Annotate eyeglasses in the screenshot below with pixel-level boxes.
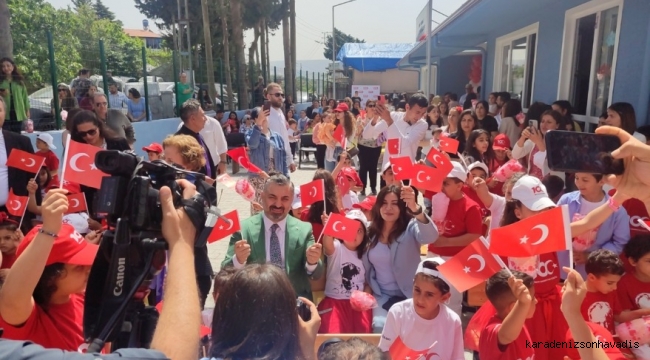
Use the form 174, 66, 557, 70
366, 104, 375, 108
78, 128, 98, 137
270, 93, 285, 98
58, 88, 66, 92
95, 102, 108, 107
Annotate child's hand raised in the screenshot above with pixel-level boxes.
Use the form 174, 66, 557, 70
26, 178, 37, 194
561, 267, 588, 315
508, 275, 532, 305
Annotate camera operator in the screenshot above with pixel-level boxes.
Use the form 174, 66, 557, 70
0, 180, 202, 360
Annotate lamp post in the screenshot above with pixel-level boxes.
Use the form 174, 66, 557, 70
332, 0, 356, 100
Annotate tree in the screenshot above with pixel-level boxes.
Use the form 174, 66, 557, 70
93, 0, 115, 21
0, 0, 12, 59
200, 0, 216, 105
230, 0, 248, 108
217, 0, 234, 110
289, 0, 296, 100
71, 0, 91, 10
281, 0, 292, 97
323, 28, 364, 61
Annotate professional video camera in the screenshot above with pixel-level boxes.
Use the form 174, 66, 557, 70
83, 150, 215, 353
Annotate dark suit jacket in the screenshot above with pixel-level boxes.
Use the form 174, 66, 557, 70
175, 125, 216, 178
4, 131, 40, 230
222, 213, 324, 300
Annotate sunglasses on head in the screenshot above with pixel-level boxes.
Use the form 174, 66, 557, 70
78, 128, 98, 137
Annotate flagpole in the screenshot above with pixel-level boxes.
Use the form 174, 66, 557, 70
321, 179, 327, 215
17, 198, 28, 230
480, 237, 513, 276
59, 136, 72, 189
316, 216, 330, 244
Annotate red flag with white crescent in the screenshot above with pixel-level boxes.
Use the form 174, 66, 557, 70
322, 213, 360, 243
62, 141, 108, 189
6, 149, 45, 174
438, 237, 504, 293
227, 147, 263, 174
6, 189, 27, 217
208, 210, 241, 243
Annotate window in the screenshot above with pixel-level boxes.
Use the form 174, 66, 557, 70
558, 0, 623, 128
494, 23, 538, 109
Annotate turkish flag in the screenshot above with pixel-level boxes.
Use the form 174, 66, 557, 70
65, 193, 87, 214
299, 179, 324, 207
336, 172, 351, 195
227, 147, 263, 174
333, 125, 346, 148
439, 136, 460, 154
6, 149, 45, 174
489, 206, 571, 257
322, 213, 360, 243
216, 173, 236, 188
6, 189, 27, 217
208, 210, 241, 243
438, 237, 504, 292
387, 137, 400, 155
62, 141, 108, 189
389, 156, 415, 181
426, 147, 453, 176
410, 164, 446, 193
388, 336, 439, 360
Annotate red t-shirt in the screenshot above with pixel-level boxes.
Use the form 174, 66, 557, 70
37, 150, 59, 173
479, 315, 535, 360
0, 252, 16, 269
462, 185, 490, 218
580, 290, 622, 334
428, 195, 483, 256
617, 272, 650, 311
0, 294, 85, 351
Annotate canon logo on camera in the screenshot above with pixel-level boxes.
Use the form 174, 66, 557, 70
114, 257, 126, 296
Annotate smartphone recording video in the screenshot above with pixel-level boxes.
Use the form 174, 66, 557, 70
545, 130, 624, 174
262, 100, 271, 112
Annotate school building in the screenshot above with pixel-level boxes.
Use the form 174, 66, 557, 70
398, 0, 650, 130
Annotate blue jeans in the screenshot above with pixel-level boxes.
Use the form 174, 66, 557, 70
372, 288, 404, 333
324, 146, 343, 172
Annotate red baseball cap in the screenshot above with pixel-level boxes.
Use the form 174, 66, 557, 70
353, 196, 376, 211
334, 103, 349, 112
492, 133, 511, 150
565, 322, 626, 360
17, 224, 98, 266
340, 167, 363, 187
142, 142, 163, 154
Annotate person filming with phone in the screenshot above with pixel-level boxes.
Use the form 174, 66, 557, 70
0, 180, 204, 360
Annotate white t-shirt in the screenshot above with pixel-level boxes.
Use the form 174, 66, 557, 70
324, 240, 365, 299
579, 196, 606, 215
363, 112, 428, 168
378, 299, 464, 360
489, 193, 506, 230
368, 242, 399, 291
342, 190, 359, 211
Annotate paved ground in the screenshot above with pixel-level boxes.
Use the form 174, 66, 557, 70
204, 159, 474, 359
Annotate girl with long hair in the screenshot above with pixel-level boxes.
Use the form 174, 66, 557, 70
322, 103, 355, 172
311, 112, 327, 169
51, 84, 78, 115
474, 100, 498, 138
464, 129, 496, 166
439, 101, 449, 125
552, 100, 581, 132
498, 99, 524, 145
441, 105, 460, 135
605, 102, 645, 142
0, 58, 29, 133
512, 109, 565, 181
449, 109, 479, 158
362, 185, 438, 333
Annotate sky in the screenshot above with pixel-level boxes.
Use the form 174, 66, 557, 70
45, 0, 466, 61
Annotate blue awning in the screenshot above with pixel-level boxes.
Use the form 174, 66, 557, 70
398, 0, 565, 67
336, 43, 417, 72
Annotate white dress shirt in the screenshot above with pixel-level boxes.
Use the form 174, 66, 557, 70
232, 213, 316, 273
177, 116, 227, 165
0, 132, 8, 206
363, 112, 428, 168
268, 107, 295, 166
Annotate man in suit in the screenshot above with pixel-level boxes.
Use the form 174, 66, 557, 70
222, 173, 323, 300
176, 99, 219, 179
0, 97, 40, 229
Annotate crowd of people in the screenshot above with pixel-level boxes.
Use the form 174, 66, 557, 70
2, 53, 650, 359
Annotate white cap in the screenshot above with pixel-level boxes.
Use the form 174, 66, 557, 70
62, 212, 90, 234
292, 187, 302, 209
447, 161, 467, 182
345, 209, 369, 228
468, 161, 489, 175
382, 161, 392, 174
415, 257, 449, 286
512, 175, 557, 211
36, 133, 56, 150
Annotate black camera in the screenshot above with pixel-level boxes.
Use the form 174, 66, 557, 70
296, 299, 311, 322
84, 150, 214, 353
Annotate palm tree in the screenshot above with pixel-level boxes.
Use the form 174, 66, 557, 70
0, 0, 12, 59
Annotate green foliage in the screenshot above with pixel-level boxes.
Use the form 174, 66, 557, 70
93, 0, 115, 21
8, 0, 82, 91
323, 28, 365, 60
8, 0, 154, 91
147, 47, 173, 68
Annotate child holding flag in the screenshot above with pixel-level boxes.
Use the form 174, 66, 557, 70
379, 258, 464, 359
0, 213, 21, 269
317, 210, 371, 333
